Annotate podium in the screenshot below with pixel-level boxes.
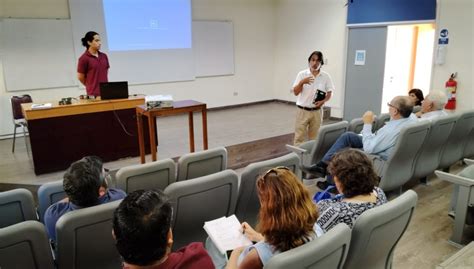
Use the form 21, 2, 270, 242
22, 97, 152, 174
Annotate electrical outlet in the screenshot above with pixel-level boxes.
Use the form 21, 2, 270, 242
233, 92, 238, 96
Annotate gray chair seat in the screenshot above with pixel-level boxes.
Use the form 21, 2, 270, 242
37, 180, 66, 223
177, 147, 227, 181
265, 223, 351, 269
0, 188, 37, 228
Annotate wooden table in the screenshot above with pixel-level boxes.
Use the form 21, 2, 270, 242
22, 97, 153, 174
136, 100, 208, 163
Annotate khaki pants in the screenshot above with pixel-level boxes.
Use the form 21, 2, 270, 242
294, 108, 322, 145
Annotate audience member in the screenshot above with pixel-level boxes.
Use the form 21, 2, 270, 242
308, 96, 416, 185
224, 167, 319, 269
316, 149, 387, 233
409, 88, 424, 106
44, 156, 126, 242
415, 91, 448, 119
113, 189, 214, 269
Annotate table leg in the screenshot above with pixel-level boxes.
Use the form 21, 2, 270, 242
202, 107, 208, 150
136, 111, 146, 164
188, 111, 195, 152
148, 114, 157, 161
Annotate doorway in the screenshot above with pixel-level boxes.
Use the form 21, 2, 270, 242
381, 24, 435, 113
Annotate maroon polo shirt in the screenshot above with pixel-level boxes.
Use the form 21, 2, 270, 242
77, 50, 110, 96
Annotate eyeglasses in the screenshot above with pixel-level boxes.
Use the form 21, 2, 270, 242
260, 166, 290, 182
387, 102, 399, 111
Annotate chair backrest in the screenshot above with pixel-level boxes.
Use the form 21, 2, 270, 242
412, 105, 421, 113
164, 169, 238, 249
0, 188, 37, 228
343, 190, 418, 269
307, 121, 349, 166
116, 158, 176, 193
439, 110, 474, 169
37, 180, 66, 223
374, 113, 391, 131
10, 95, 33, 120
412, 114, 458, 179
265, 223, 351, 269
378, 121, 430, 192
462, 110, 474, 159
235, 153, 301, 227
348, 117, 364, 134
177, 147, 227, 181
0, 221, 55, 269
56, 200, 122, 269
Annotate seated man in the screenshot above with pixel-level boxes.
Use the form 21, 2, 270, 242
310, 96, 416, 182
44, 156, 126, 242
112, 189, 214, 269
415, 90, 448, 120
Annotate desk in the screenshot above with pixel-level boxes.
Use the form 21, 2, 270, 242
22, 97, 152, 174
136, 100, 208, 163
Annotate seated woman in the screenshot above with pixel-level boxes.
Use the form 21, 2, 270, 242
316, 149, 387, 233
226, 167, 319, 269
409, 88, 424, 106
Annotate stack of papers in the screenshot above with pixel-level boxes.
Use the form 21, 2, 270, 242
30, 103, 52, 110
203, 215, 252, 254
146, 95, 173, 110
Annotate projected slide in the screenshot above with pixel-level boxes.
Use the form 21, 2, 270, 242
103, 0, 191, 51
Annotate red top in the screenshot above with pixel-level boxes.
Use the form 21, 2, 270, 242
77, 50, 110, 96
123, 242, 214, 269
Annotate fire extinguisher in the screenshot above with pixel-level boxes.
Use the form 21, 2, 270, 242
445, 73, 457, 110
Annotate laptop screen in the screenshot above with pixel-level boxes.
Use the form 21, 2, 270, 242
100, 81, 129, 100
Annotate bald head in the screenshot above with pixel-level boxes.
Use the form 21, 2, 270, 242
391, 96, 414, 118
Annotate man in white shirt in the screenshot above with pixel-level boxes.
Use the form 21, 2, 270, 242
292, 51, 334, 145
416, 90, 448, 120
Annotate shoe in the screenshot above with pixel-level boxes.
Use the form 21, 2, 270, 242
316, 181, 338, 194
303, 164, 327, 178
448, 211, 455, 219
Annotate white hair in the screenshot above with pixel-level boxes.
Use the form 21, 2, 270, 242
426, 91, 448, 110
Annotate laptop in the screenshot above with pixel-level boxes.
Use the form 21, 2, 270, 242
100, 81, 129, 100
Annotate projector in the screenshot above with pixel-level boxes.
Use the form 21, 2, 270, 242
146, 95, 174, 110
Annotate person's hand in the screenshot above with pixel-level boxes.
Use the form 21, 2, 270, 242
314, 100, 325, 108
362, 111, 375, 124
301, 76, 314, 85
241, 222, 264, 242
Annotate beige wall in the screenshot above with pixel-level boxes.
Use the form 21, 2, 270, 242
431, 0, 473, 112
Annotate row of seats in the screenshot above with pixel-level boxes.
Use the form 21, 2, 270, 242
0, 184, 418, 269
289, 110, 474, 192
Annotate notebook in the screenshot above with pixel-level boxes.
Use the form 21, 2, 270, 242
100, 81, 129, 100
203, 215, 252, 254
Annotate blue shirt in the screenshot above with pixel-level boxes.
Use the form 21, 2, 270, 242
361, 117, 417, 160
44, 188, 126, 241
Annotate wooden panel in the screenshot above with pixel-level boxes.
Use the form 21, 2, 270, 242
22, 97, 145, 120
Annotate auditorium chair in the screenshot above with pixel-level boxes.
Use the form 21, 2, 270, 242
348, 117, 365, 134
343, 190, 418, 269
0, 221, 55, 269
164, 169, 238, 250
411, 114, 458, 184
116, 158, 176, 193
373, 113, 390, 131
371, 121, 430, 193
462, 110, 474, 159
55, 200, 122, 269
265, 223, 351, 269
286, 121, 348, 178
10, 94, 32, 153
435, 163, 474, 246
37, 180, 66, 223
438, 110, 474, 171
176, 147, 227, 181
0, 188, 37, 228
235, 153, 300, 227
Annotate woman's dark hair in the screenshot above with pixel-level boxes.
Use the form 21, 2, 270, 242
307, 51, 324, 65
81, 31, 99, 49
63, 159, 102, 207
328, 149, 379, 198
113, 190, 172, 266
408, 88, 424, 106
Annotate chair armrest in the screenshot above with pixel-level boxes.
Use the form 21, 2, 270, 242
286, 144, 307, 155
464, 159, 474, 165
435, 170, 474, 187
367, 154, 385, 175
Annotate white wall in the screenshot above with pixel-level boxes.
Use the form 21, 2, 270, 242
431, 0, 473, 112
272, 0, 348, 118
0, 0, 277, 137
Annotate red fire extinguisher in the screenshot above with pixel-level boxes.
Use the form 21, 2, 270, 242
445, 73, 457, 110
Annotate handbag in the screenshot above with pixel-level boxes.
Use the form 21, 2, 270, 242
313, 185, 336, 203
